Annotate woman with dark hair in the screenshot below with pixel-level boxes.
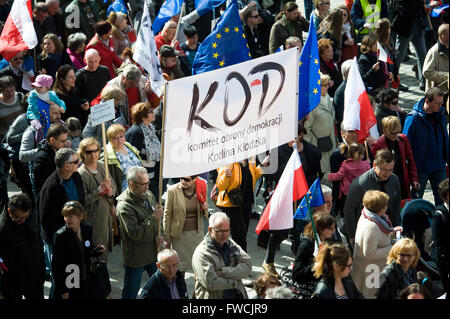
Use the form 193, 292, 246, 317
358, 33, 392, 96
311, 243, 364, 299
86, 20, 123, 78
374, 89, 407, 135
66, 32, 87, 71
338, 5, 358, 65
318, 38, 343, 98
38, 33, 73, 80
54, 64, 89, 127
397, 283, 432, 299
0, 76, 25, 140
52, 201, 106, 299
125, 102, 161, 196
317, 9, 344, 63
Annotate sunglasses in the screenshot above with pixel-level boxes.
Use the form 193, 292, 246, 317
180, 177, 193, 182
11, 56, 24, 62
66, 158, 80, 165
390, 100, 399, 105
84, 148, 99, 155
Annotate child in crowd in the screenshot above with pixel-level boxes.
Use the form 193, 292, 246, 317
26, 74, 66, 142
66, 117, 82, 151
327, 143, 371, 202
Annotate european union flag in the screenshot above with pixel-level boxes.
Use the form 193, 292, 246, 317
195, 0, 226, 16
298, 14, 321, 121
293, 177, 324, 220
152, 0, 185, 35
192, 0, 250, 75
107, 0, 128, 17
37, 98, 50, 137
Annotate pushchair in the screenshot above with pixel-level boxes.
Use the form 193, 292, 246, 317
400, 199, 441, 280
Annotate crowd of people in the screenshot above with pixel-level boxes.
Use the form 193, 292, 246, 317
0, 0, 448, 300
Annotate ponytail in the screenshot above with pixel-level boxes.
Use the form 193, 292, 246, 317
313, 243, 332, 278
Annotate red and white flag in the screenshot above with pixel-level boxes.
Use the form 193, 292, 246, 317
377, 42, 394, 65
343, 57, 377, 143
256, 148, 308, 234
0, 0, 37, 61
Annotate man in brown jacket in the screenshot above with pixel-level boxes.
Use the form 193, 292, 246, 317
423, 23, 449, 94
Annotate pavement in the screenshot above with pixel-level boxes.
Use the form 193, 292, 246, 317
5, 0, 439, 299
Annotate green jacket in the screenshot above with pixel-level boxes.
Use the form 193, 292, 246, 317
116, 187, 160, 267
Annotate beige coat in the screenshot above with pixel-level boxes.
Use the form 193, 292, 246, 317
351, 214, 392, 299
163, 183, 208, 241
192, 233, 251, 299
303, 94, 337, 176
423, 42, 449, 93
78, 161, 117, 255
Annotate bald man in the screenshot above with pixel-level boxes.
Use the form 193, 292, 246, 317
75, 48, 111, 106
423, 24, 449, 93
154, 20, 183, 53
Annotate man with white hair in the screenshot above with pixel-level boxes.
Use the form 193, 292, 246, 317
75, 48, 111, 105
192, 212, 252, 299
155, 20, 183, 52
116, 166, 164, 299
139, 249, 188, 299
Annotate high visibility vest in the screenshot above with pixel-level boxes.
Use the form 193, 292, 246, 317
357, 0, 381, 34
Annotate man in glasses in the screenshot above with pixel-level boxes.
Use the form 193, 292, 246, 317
116, 166, 164, 299
0, 193, 45, 299
0, 51, 27, 94
243, 7, 264, 59
192, 212, 251, 299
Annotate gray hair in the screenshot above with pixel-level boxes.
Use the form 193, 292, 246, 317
285, 36, 301, 49
126, 166, 147, 183
122, 64, 142, 82
209, 212, 230, 227
264, 286, 294, 299
340, 59, 353, 79
321, 184, 332, 196
157, 249, 178, 263
45, 0, 60, 5
55, 148, 77, 168
67, 32, 87, 51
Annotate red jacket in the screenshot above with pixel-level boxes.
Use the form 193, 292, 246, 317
371, 134, 419, 199
86, 34, 123, 78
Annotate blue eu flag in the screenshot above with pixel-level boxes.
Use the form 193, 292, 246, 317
293, 177, 324, 220
195, 0, 226, 16
106, 0, 128, 16
37, 98, 51, 137
152, 0, 185, 35
192, 0, 250, 75
298, 14, 321, 121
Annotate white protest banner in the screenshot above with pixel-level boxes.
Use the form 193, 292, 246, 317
162, 48, 299, 178
90, 99, 115, 126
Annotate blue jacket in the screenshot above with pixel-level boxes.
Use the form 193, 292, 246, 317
139, 269, 188, 299
403, 98, 449, 173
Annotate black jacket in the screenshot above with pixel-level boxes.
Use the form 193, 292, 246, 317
374, 104, 407, 136
311, 276, 365, 299
358, 52, 387, 96
333, 80, 346, 125
39, 170, 85, 243
431, 204, 449, 270
125, 124, 146, 161
32, 140, 56, 197
140, 269, 188, 299
52, 222, 94, 299
292, 234, 318, 285
244, 24, 265, 59
375, 261, 418, 299
0, 208, 45, 299
319, 57, 343, 98
390, 0, 426, 37
37, 50, 73, 80
300, 140, 323, 187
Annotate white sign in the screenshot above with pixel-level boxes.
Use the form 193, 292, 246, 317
90, 99, 115, 127
162, 48, 299, 178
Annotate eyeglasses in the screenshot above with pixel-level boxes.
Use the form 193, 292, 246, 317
113, 135, 125, 141
66, 158, 80, 165
212, 227, 230, 234
160, 262, 179, 270
133, 180, 150, 186
11, 56, 24, 62
251, 15, 259, 18
180, 177, 193, 182
390, 100, 399, 105
345, 263, 353, 268
84, 148, 99, 155
399, 253, 415, 258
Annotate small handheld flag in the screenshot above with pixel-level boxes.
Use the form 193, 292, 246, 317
293, 177, 325, 220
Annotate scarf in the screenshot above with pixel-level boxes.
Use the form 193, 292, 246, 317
362, 207, 394, 234
342, 21, 352, 40
139, 123, 161, 162
282, 14, 296, 37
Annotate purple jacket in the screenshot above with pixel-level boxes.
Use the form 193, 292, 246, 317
66, 48, 86, 71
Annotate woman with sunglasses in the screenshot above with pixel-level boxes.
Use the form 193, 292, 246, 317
162, 175, 208, 278
78, 137, 117, 260
371, 116, 420, 200
376, 238, 421, 299
374, 89, 406, 136
311, 242, 364, 299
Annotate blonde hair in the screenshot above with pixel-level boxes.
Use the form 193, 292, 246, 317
362, 190, 389, 213
108, 11, 128, 40
77, 137, 100, 163
348, 143, 365, 161
106, 124, 126, 142
101, 84, 125, 102
320, 73, 331, 86
382, 116, 402, 136
313, 242, 351, 278
387, 238, 421, 268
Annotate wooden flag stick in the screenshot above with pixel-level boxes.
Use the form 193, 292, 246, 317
101, 122, 109, 179
173, 3, 186, 47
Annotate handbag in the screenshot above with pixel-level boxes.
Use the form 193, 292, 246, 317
225, 164, 246, 206
87, 259, 111, 299
316, 136, 333, 152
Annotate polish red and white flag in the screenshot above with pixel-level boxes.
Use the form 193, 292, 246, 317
256, 148, 308, 234
343, 57, 377, 143
377, 42, 394, 65
0, 0, 37, 61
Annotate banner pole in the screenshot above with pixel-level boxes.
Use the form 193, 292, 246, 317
173, 3, 186, 47
101, 122, 109, 179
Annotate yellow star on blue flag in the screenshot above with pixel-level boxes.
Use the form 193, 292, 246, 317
192, 0, 250, 75
107, 0, 128, 17
298, 14, 321, 121
294, 177, 324, 220
37, 98, 51, 137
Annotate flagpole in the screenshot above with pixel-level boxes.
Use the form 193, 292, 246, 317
173, 2, 186, 47
157, 80, 168, 252
305, 195, 320, 251
364, 140, 369, 160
